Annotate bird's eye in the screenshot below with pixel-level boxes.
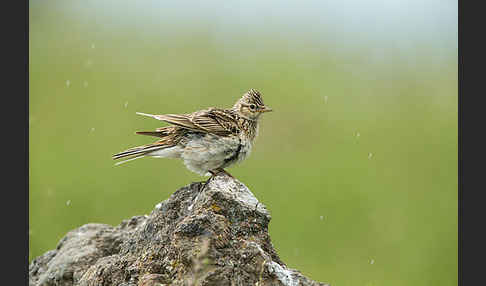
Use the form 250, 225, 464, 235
249, 104, 256, 110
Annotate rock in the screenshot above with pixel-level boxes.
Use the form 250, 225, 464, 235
29, 173, 329, 286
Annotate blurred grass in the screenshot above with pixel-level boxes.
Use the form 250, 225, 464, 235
29, 4, 457, 286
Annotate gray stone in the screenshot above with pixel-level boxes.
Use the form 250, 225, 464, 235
29, 173, 329, 286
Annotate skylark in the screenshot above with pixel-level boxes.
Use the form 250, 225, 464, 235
112, 89, 272, 178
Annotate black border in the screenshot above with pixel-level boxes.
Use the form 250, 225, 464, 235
459, 0, 485, 284
26, 0, 30, 282
5, 0, 28, 284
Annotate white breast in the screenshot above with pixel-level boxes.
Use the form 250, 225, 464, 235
180, 134, 245, 176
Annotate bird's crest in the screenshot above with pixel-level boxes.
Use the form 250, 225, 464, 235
243, 88, 264, 106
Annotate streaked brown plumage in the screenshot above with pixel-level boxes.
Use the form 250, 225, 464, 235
112, 89, 272, 177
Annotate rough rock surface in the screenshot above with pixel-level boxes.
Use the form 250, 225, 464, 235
29, 173, 329, 286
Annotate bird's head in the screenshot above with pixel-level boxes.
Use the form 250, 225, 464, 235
232, 89, 272, 121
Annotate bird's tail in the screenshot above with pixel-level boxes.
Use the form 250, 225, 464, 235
112, 143, 170, 165
113, 113, 180, 165
113, 154, 146, 166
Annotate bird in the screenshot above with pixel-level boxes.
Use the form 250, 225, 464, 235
112, 89, 272, 179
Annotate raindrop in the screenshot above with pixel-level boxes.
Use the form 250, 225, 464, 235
370, 258, 375, 265
324, 96, 328, 104
66, 80, 71, 87
319, 216, 324, 221
124, 101, 129, 108
66, 200, 71, 206
91, 43, 95, 49
83, 81, 89, 88
84, 59, 93, 68
356, 132, 360, 138
90, 127, 95, 133
368, 153, 373, 159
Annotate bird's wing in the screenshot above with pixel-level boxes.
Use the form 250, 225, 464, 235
137, 109, 240, 136
137, 112, 199, 130
136, 125, 184, 138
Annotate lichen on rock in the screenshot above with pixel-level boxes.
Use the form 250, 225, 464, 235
29, 173, 329, 286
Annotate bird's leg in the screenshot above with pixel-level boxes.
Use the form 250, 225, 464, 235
200, 170, 216, 192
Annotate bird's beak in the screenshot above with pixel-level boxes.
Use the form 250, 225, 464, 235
259, 106, 273, 113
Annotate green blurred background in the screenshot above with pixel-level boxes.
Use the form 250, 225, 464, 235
29, 1, 457, 285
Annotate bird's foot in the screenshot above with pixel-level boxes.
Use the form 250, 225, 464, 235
201, 169, 233, 192
215, 168, 234, 178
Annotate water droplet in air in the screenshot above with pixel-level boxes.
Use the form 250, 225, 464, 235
324, 96, 328, 104
83, 81, 89, 88
124, 101, 128, 108
319, 216, 324, 221
370, 259, 375, 265
84, 59, 93, 68
368, 152, 373, 159
66, 200, 71, 206
91, 43, 95, 49
66, 80, 71, 87
356, 132, 360, 138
